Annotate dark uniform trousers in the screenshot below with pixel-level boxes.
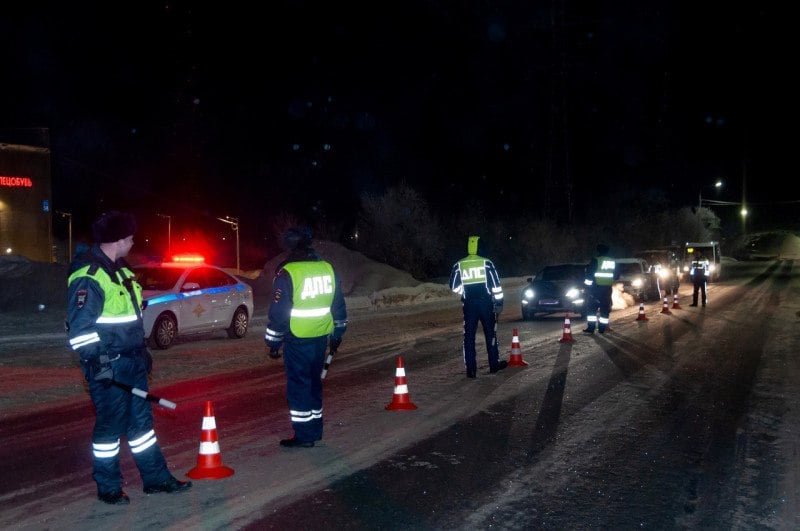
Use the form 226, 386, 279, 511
587, 285, 612, 332
86, 354, 171, 494
462, 296, 501, 373
692, 276, 707, 305
284, 335, 328, 442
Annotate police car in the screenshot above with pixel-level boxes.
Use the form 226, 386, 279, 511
133, 255, 254, 349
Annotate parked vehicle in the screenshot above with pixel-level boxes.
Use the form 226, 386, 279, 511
521, 263, 588, 320
634, 247, 681, 294
133, 254, 254, 349
614, 257, 661, 302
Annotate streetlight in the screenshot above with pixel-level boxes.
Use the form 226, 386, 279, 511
740, 204, 748, 235
698, 179, 723, 209
56, 210, 72, 260
157, 213, 172, 258
216, 215, 240, 273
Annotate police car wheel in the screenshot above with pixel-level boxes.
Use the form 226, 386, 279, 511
226, 306, 249, 339
151, 314, 177, 350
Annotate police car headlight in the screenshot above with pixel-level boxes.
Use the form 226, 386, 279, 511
523, 288, 534, 299
565, 287, 579, 299
632, 278, 643, 288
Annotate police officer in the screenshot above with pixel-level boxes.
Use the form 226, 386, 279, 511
689, 251, 710, 306
66, 211, 191, 505
449, 235, 507, 378
583, 243, 617, 334
264, 227, 347, 448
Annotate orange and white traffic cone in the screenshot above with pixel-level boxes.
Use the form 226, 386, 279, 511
635, 302, 649, 321
660, 297, 672, 315
559, 313, 576, 343
385, 356, 417, 411
187, 400, 235, 480
671, 293, 682, 310
508, 328, 528, 366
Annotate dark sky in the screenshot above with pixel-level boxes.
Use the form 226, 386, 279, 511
1, 1, 796, 240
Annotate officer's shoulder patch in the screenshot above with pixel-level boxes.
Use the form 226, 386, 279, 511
273, 288, 282, 303
76, 289, 88, 309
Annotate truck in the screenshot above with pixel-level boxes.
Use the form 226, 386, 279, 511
682, 241, 721, 282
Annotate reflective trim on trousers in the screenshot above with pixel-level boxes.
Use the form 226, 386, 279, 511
93, 439, 120, 459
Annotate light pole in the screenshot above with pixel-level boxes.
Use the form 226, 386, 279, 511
216, 216, 240, 273
56, 210, 72, 260
740, 204, 748, 235
157, 213, 172, 258
698, 179, 723, 209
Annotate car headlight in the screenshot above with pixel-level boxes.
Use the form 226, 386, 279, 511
524, 288, 534, 299
658, 269, 670, 279
565, 287, 579, 299
631, 277, 643, 288
708, 264, 716, 272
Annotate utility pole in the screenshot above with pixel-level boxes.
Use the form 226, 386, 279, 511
543, 0, 573, 224
157, 213, 172, 258
56, 210, 72, 261
216, 216, 240, 273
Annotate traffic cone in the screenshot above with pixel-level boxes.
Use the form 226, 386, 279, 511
635, 302, 649, 321
660, 297, 672, 315
385, 356, 417, 410
671, 293, 682, 310
559, 313, 576, 343
187, 400, 235, 480
508, 328, 529, 366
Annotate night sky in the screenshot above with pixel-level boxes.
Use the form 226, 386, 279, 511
1, 1, 796, 246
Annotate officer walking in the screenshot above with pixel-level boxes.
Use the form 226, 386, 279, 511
264, 227, 347, 448
583, 243, 617, 334
66, 211, 191, 505
449, 235, 507, 378
689, 250, 710, 306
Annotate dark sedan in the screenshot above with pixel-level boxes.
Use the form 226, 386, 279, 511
520, 263, 587, 320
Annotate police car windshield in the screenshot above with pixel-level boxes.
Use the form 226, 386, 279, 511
134, 267, 185, 291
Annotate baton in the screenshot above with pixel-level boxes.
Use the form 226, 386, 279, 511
320, 346, 338, 379
112, 381, 177, 410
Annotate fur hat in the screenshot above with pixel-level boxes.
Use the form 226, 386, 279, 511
92, 211, 137, 243
281, 226, 313, 251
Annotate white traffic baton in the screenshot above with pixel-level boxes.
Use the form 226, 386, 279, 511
112, 381, 177, 410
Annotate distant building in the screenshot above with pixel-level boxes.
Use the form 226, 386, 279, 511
0, 138, 53, 262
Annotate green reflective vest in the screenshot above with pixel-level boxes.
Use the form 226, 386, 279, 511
594, 255, 616, 286
283, 261, 336, 338
68, 265, 142, 324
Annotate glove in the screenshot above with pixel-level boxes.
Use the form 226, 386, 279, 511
143, 347, 154, 374
493, 302, 504, 315
92, 354, 114, 387
329, 336, 342, 352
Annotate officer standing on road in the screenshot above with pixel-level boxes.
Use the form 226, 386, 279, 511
264, 226, 348, 448
583, 243, 617, 334
66, 211, 191, 505
449, 235, 507, 378
690, 250, 710, 306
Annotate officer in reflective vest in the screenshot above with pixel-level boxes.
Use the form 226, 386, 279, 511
265, 226, 347, 448
583, 243, 617, 334
689, 251, 710, 306
66, 211, 191, 505
449, 235, 507, 378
